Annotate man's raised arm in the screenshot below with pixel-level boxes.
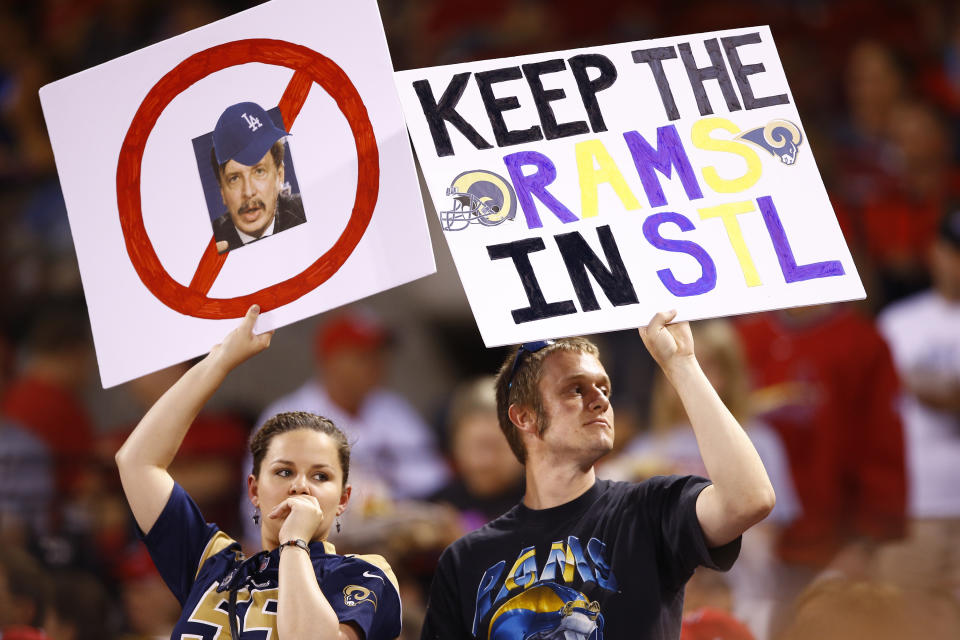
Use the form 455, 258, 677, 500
639, 310, 775, 547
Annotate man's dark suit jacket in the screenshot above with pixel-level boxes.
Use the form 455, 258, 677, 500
212, 192, 306, 253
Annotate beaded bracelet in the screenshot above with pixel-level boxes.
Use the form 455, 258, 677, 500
279, 539, 309, 556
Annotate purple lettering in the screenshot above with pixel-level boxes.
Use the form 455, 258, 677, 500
642, 212, 717, 296
503, 151, 579, 229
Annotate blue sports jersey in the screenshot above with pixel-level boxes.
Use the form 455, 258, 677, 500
141, 483, 401, 640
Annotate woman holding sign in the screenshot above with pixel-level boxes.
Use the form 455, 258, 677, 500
115, 306, 401, 640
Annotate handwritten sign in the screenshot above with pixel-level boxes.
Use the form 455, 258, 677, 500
40, 0, 434, 386
396, 26, 864, 346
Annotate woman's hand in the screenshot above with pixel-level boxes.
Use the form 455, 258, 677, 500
270, 494, 326, 543
208, 305, 274, 374
637, 310, 695, 377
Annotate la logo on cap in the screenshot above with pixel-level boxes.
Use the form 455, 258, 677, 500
241, 112, 263, 131
212, 101, 290, 166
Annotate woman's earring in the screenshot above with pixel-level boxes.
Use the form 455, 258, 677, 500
252, 506, 261, 525
335, 516, 342, 534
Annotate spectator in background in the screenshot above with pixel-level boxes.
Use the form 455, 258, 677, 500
735, 305, 906, 628
1, 301, 95, 501
681, 568, 734, 619
113, 547, 179, 640
856, 99, 959, 307
875, 208, 960, 597
0, 420, 53, 546
429, 377, 523, 532
601, 319, 799, 640
679, 568, 757, 639
919, 8, 960, 151
0, 548, 52, 640
834, 39, 906, 208
44, 570, 113, 640
244, 307, 448, 545
0, 300, 105, 571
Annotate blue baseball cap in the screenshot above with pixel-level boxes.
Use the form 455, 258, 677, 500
212, 101, 290, 166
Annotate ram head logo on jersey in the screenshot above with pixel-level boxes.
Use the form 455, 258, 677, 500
488, 583, 604, 640
343, 585, 377, 611
736, 119, 804, 165
440, 170, 517, 231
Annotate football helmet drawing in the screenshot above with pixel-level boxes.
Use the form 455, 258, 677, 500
440, 169, 517, 231
488, 583, 604, 640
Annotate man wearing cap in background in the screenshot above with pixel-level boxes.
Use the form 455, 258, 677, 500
241, 307, 449, 546
876, 207, 960, 597
210, 101, 306, 253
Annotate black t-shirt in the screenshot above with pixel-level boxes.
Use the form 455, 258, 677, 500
421, 476, 740, 640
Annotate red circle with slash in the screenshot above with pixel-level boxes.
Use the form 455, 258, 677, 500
116, 39, 379, 319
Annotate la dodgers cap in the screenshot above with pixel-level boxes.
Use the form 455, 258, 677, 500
212, 101, 290, 166
939, 207, 960, 249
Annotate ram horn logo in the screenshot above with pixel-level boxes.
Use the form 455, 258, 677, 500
343, 585, 377, 611
737, 119, 804, 165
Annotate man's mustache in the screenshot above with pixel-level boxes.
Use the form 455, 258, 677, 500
238, 199, 266, 214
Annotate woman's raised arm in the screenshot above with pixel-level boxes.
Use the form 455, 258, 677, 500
115, 305, 273, 534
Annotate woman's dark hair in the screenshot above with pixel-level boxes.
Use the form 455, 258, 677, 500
250, 412, 351, 486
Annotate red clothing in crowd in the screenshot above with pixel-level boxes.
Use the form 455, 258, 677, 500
735, 307, 906, 567
0, 626, 50, 640
681, 608, 756, 640
857, 179, 959, 271
1, 375, 95, 495
100, 412, 249, 530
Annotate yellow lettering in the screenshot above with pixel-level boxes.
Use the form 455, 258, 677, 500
504, 548, 538, 592
698, 201, 762, 287
550, 541, 575, 582
691, 117, 762, 193
576, 139, 642, 218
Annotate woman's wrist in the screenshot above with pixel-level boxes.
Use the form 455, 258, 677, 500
278, 538, 310, 556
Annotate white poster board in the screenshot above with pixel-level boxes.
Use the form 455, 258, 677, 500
40, 0, 435, 387
395, 26, 864, 347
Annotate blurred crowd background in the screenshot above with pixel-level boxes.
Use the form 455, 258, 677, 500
2, 1, 960, 639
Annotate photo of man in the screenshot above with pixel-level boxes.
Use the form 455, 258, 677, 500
207, 101, 306, 253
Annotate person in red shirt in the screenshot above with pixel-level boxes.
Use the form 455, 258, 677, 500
735, 306, 906, 623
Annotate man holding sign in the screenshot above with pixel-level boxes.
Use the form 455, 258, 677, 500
422, 312, 774, 640
210, 101, 306, 253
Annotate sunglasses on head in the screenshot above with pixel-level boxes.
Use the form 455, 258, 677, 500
507, 339, 555, 390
